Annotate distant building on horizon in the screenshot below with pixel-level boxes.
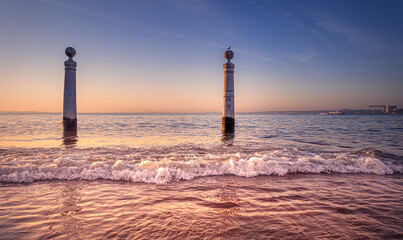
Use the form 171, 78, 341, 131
385, 106, 397, 114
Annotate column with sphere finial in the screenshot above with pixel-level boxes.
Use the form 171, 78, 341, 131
63, 47, 77, 132
222, 48, 235, 133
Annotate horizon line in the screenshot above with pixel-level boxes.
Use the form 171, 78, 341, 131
0, 109, 358, 114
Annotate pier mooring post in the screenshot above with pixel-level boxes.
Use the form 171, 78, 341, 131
222, 48, 235, 134
63, 47, 77, 132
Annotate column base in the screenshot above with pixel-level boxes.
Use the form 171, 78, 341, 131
63, 117, 77, 132
222, 117, 235, 134
63, 130, 78, 147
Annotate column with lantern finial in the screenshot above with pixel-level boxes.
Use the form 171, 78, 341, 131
63, 47, 77, 132
222, 47, 235, 133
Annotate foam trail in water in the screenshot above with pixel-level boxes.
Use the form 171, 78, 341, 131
0, 147, 402, 184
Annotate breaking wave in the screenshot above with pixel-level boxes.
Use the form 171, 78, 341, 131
0, 147, 402, 184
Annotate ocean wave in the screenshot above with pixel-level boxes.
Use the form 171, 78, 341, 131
0, 147, 402, 184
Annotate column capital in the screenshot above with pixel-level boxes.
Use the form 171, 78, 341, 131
64, 58, 77, 70
223, 62, 235, 69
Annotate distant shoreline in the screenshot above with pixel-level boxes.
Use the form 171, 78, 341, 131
1, 110, 402, 115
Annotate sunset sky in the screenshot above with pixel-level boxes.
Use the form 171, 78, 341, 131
0, 0, 402, 113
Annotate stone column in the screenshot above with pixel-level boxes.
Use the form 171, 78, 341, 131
222, 48, 235, 133
63, 47, 77, 132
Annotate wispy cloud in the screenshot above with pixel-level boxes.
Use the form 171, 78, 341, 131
41, 0, 284, 65
299, 10, 389, 51
42, 0, 122, 24
244, 0, 273, 10
247, 0, 388, 51
313, 16, 385, 50
286, 51, 316, 63
236, 49, 287, 65
41, 0, 224, 48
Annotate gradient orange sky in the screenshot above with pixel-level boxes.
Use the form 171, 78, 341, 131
1, 0, 402, 113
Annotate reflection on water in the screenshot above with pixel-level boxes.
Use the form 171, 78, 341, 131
58, 182, 84, 239
60, 182, 83, 216
63, 129, 78, 147
1, 114, 403, 238
214, 179, 240, 217
221, 130, 235, 145
42, 182, 86, 239
0, 175, 402, 239
1, 113, 402, 155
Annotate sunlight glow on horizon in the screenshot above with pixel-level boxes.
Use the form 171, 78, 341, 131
1, 0, 402, 113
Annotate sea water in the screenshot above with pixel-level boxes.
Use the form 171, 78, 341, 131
0, 113, 402, 239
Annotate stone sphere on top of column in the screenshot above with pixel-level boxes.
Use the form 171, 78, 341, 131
224, 47, 234, 63
65, 47, 76, 58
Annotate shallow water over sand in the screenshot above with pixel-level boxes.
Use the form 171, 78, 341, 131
1, 175, 402, 239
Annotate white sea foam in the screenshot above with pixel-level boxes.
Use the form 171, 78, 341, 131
0, 147, 402, 184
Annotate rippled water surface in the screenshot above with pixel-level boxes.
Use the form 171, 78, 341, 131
0, 113, 402, 239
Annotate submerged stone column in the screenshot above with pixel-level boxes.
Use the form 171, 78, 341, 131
222, 48, 235, 133
63, 47, 77, 132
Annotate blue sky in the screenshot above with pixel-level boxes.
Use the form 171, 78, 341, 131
0, 0, 402, 112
